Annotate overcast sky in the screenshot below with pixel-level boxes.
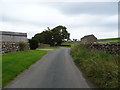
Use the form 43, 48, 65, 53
0, 0, 119, 39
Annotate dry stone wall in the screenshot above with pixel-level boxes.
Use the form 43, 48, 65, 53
38, 43, 50, 48
0, 31, 29, 54
1, 42, 19, 53
1, 42, 30, 53
89, 42, 120, 54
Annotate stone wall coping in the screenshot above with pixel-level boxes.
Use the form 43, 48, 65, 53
89, 42, 120, 54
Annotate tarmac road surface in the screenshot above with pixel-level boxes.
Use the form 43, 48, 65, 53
5, 47, 93, 88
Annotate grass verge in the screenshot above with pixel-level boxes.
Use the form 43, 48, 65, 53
70, 44, 119, 88
2, 50, 47, 86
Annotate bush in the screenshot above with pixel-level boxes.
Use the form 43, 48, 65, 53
18, 42, 27, 51
29, 39, 39, 50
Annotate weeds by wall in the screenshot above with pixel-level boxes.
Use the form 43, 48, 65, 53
70, 44, 119, 88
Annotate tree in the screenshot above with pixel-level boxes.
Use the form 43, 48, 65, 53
33, 25, 70, 46
73, 39, 77, 42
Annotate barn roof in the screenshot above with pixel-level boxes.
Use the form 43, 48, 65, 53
81, 34, 97, 39
0, 31, 27, 37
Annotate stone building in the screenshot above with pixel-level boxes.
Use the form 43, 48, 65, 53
0, 31, 28, 42
0, 31, 29, 53
81, 34, 97, 44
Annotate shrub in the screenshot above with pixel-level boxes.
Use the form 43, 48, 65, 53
29, 39, 39, 50
18, 42, 27, 51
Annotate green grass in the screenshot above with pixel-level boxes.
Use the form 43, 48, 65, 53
70, 44, 119, 88
98, 37, 120, 41
98, 37, 120, 43
39, 46, 59, 49
2, 50, 47, 86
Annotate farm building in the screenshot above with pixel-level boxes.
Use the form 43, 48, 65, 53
0, 31, 29, 53
81, 34, 97, 44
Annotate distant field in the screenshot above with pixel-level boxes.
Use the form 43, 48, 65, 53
62, 37, 120, 45
2, 50, 47, 86
98, 37, 120, 43
62, 41, 79, 46
99, 37, 120, 40
38, 46, 59, 49
98, 40, 120, 43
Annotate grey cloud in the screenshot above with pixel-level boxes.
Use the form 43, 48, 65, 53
40, 2, 118, 15
2, 16, 60, 27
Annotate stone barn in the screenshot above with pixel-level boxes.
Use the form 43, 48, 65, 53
0, 31, 29, 53
80, 34, 97, 44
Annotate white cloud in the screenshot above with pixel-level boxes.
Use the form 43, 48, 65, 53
2, 3, 69, 25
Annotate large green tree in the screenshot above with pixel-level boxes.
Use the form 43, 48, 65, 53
33, 25, 70, 46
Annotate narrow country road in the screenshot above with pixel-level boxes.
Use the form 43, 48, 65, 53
5, 47, 92, 88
